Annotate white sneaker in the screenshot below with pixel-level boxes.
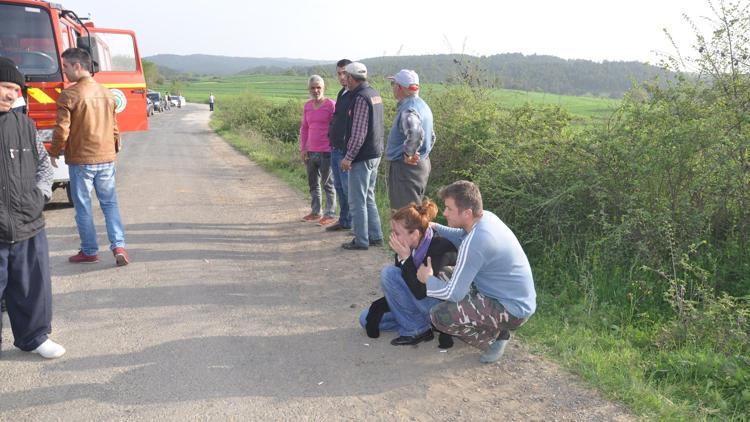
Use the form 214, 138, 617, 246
31, 339, 66, 359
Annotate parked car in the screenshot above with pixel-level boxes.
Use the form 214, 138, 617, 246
146, 98, 154, 116
169, 95, 186, 108
146, 91, 164, 112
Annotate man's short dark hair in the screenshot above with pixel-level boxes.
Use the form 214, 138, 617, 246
439, 180, 483, 215
336, 59, 352, 68
61, 48, 92, 69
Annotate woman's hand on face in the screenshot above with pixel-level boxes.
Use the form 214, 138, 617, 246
389, 232, 411, 261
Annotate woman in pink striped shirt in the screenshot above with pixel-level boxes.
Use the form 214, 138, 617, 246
299, 75, 337, 226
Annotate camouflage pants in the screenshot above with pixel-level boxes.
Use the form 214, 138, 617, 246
430, 290, 527, 351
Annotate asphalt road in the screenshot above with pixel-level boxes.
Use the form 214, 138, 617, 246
0, 104, 633, 421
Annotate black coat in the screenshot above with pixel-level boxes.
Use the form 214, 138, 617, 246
393, 236, 457, 299
0, 111, 45, 243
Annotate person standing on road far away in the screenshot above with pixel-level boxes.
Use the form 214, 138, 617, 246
0, 57, 65, 358
209, 92, 215, 112
324, 59, 353, 232
385, 69, 435, 210
339, 62, 385, 251
299, 75, 337, 226
358, 199, 457, 347
50, 48, 130, 267
418, 181, 536, 363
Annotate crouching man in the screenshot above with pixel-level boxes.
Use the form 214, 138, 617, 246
0, 58, 65, 358
417, 181, 536, 363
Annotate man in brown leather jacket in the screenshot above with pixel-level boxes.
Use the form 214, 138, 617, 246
50, 48, 129, 266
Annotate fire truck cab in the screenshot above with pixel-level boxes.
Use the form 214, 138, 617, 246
0, 0, 148, 203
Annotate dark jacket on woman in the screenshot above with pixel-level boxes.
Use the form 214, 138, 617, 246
394, 236, 457, 299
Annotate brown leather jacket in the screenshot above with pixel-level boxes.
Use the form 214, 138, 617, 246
51, 76, 120, 164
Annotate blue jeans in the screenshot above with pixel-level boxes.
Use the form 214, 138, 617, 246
359, 266, 441, 337
69, 163, 126, 255
359, 265, 442, 336
330, 148, 350, 228
348, 157, 382, 247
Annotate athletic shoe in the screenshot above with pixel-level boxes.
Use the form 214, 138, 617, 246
113, 247, 130, 267
68, 251, 99, 264
317, 216, 337, 226
480, 339, 509, 363
301, 213, 321, 222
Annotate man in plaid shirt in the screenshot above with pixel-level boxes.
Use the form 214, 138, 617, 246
338, 62, 386, 251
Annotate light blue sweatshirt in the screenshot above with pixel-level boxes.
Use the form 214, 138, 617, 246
427, 211, 536, 319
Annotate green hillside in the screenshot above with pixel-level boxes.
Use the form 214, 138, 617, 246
163, 74, 618, 120
146, 52, 671, 97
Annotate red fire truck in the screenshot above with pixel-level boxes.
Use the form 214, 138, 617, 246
0, 0, 148, 202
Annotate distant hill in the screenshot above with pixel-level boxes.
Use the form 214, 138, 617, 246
146, 53, 672, 98
144, 54, 330, 76
334, 54, 672, 98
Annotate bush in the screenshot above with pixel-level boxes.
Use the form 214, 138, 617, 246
215, 93, 304, 144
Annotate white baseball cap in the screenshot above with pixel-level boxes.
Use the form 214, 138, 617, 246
388, 69, 419, 90
344, 62, 367, 79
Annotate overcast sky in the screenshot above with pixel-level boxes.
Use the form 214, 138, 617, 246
59, 0, 718, 64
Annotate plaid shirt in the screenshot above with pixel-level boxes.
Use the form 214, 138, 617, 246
344, 96, 370, 162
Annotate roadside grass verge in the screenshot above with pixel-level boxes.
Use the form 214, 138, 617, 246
520, 305, 688, 420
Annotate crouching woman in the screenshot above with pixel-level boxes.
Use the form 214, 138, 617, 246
359, 199, 457, 346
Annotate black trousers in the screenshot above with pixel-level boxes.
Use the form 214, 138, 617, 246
0, 231, 52, 351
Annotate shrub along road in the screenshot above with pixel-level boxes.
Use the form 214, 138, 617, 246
0, 104, 632, 420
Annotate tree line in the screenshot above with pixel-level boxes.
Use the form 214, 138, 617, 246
283, 53, 673, 98
145, 52, 674, 99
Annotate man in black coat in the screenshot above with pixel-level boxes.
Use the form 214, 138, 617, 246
0, 57, 65, 359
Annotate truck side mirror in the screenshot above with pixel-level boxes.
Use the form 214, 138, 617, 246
75, 36, 100, 74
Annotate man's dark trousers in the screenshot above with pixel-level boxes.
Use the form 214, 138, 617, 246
0, 231, 52, 351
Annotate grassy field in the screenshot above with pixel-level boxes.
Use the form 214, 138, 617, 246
161, 74, 619, 120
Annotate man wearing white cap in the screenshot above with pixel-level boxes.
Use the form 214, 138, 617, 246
386, 69, 435, 209
339, 62, 385, 250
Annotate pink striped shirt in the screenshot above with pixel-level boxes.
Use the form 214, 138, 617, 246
300, 98, 335, 152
